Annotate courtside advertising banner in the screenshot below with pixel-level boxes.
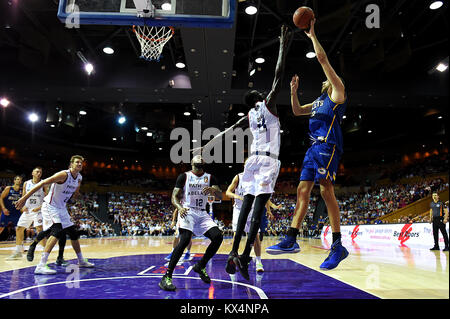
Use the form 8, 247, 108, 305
321, 223, 450, 246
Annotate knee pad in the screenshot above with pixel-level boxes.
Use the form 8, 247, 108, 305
66, 226, 79, 240
49, 223, 63, 239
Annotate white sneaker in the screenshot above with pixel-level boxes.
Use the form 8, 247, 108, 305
6, 252, 22, 260
256, 261, 264, 273
78, 259, 95, 268
35, 264, 57, 275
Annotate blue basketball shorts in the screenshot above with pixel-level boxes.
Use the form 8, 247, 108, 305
299, 143, 341, 184
0, 212, 21, 228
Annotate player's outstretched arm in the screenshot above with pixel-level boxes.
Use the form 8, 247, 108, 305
15, 171, 68, 210
290, 74, 313, 116
191, 116, 248, 156
305, 19, 345, 103
266, 25, 292, 115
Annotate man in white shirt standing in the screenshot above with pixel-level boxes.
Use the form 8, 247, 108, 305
15, 155, 94, 274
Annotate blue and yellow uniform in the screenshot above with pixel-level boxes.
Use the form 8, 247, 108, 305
300, 91, 347, 184
0, 186, 22, 228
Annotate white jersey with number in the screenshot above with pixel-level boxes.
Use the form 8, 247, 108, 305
248, 100, 281, 157
24, 179, 45, 212
182, 171, 211, 210
44, 170, 82, 209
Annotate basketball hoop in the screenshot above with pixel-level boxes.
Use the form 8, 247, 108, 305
132, 25, 174, 61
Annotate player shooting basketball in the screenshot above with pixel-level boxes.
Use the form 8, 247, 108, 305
266, 18, 349, 270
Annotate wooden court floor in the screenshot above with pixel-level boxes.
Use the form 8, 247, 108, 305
0, 235, 448, 299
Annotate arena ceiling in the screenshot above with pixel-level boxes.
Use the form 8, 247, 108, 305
0, 0, 448, 167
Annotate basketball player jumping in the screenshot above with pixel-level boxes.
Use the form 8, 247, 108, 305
266, 18, 349, 270
194, 25, 291, 280
159, 155, 223, 291
226, 170, 278, 273
15, 155, 94, 274
6, 167, 48, 260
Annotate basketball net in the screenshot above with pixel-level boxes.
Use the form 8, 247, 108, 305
132, 25, 174, 61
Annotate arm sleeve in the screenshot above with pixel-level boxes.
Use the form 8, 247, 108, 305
175, 173, 187, 189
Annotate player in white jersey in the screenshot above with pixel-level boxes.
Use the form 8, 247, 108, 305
6, 167, 48, 260
159, 155, 223, 291
226, 171, 279, 273
15, 155, 94, 274
195, 25, 291, 280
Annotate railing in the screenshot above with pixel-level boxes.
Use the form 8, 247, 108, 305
378, 188, 449, 223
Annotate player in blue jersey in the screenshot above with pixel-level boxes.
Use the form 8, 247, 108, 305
266, 18, 348, 270
0, 176, 23, 237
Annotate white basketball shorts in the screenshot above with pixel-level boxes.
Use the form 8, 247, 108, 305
241, 155, 280, 196
178, 208, 218, 237
17, 209, 43, 228
41, 202, 74, 231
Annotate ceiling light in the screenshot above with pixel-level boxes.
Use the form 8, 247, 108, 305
84, 63, 94, 75
436, 62, 448, 72
103, 46, 114, 55
28, 113, 39, 123
249, 68, 256, 76
176, 62, 186, 69
118, 116, 126, 124
429, 1, 443, 9
161, 2, 171, 11
184, 111, 191, 116
237, 112, 245, 116
50, 124, 55, 128
79, 110, 87, 115
306, 51, 316, 59
342, 115, 347, 119
0, 98, 10, 107
368, 130, 372, 133
158, 147, 163, 151
112, 138, 117, 141
255, 57, 265, 64
245, 5, 258, 15
438, 116, 442, 119
141, 126, 148, 131
146, 132, 153, 137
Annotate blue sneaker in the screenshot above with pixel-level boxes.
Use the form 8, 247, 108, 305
183, 251, 193, 261
164, 252, 173, 261
265, 236, 300, 255
320, 239, 348, 270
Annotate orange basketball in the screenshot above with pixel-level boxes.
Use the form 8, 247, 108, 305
293, 6, 315, 30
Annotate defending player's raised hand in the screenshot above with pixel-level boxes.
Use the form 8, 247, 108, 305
280, 24, 292, 48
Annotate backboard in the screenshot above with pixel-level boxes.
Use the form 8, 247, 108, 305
58, 0, 235, 28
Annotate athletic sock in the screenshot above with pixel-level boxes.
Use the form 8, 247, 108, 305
332, 232, 341, 244
287, 227, 299, 239
76, 252, 84, 262
255, 256, 262, 263
15, 245, 23, 253
39, 252, 50, 266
